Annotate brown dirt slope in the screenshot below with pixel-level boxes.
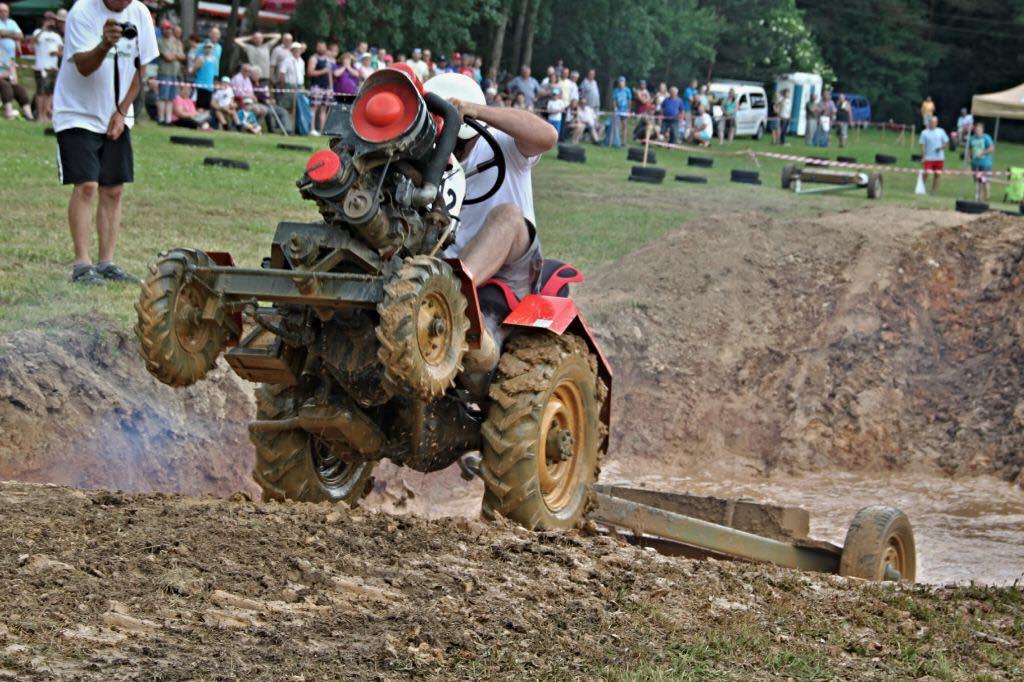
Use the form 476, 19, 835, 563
580, 207, 1024, 485
1, 481, 1021, 680
0, 319, 258, 497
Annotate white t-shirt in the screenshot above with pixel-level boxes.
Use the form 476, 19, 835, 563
696, 112, 712, 138
53, 0, 158, 134
212, 86, 234, 108
32, 29, 63, 72
278, 54, 303, 85
780, 96, 792, 119
445, 129, 539, 258
407, 58, 429, 83
546, 98, 565, 123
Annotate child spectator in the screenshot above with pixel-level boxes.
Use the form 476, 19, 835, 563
968, 121, 994, 202
211, 76, 236, 129
30, 11, 62, 123
236, 97, 262, 134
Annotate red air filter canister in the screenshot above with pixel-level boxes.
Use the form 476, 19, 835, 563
352, 69, 423, 143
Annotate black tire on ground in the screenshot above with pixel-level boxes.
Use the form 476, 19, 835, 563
675, 174, 708, 184
135, 248, 226, 387
910, 153, 922, 162
781, 164, 800, 190
557, 144, 586, 163
627, 147, 656, 163
250, 384, 376, 504
277, 143, 315, 152
731, 169, 760, 182
836, 155, 857, 163
628, 175, 662, 184
732, 177, 762, 185
955, 199, 989, 214
629, 166, 666, 184
866, 173, 883, 199
875, 154, 897, 165
480, 333, 607, 530
688, 155, 713, 168
204, 157, 250, 170
840, 506, 916, 581
376, 255, 469, 399
170, 135, 214, 148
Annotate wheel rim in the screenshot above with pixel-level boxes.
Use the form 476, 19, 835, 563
310, 435, 358, 494
881, 535, 908, 580
417, 290, 454, 367
537, 378, 586, 512
173, 281, 213, 353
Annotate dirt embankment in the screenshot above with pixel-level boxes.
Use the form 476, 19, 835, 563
1, 481, 1020, 680
581, 207, 1024, 486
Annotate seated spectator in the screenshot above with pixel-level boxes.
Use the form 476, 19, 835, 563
689, 104, 712, 146
171, 82, 211, 129
0, 49, 31, 120
357, 52, 374, 80
236, 97, 262, 134
252, 72, 290, 133
511, 92, 527, 110
211, 76, 237, 129
231, 64, 256, 105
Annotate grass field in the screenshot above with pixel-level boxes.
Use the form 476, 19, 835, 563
1, 118, 1021, 334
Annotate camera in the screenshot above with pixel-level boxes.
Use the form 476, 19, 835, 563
119, 22, 137, 39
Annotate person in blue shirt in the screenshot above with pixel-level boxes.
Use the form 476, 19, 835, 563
682, 78, 697, 114
968, 121, 994, 202
660, 86, 683, 143
612, 76, 631, 148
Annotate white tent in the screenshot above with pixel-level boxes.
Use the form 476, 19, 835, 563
971, 83, 1024, 142
775, 72, 823, 136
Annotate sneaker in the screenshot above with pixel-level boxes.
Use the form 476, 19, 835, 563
71, 264, 107, 286
96, 263, 143, 284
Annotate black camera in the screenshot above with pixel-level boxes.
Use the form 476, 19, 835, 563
119, 22, 137, 39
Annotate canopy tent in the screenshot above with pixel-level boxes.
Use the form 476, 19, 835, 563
10, 0, 63, 16
971, 83, 1024, 144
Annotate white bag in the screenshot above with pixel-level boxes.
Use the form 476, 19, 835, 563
820, 117, 831, 133
915, 171, 927, 195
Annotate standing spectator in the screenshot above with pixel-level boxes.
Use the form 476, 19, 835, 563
277, 41, 304, 119
817, 92, 835, 147
206, 26, 222, 74
770, 90, 783, 144
234, 30, 279, 85
834, 93, 851, 147
564, 70, 580, 105
306, 39, 331, 135
660, 85, 683, 143
804, 92, 819, 145
53, 0, 157, 285
919, 116, 949, 193
580, 68, 599, 108
778, 88, 792, 145
683, 78, 698, 109
30, 12, 63, 123
0, 45, 31, 120
0, 3, 22, 69
192, 38, 218, 109
210, 76, 236, 129
654, 82, 668, 109
720, 88, 737, 144
920, 95, 935, 127
956, 107, 974, 144
422, 48, 433, 75
612, 76, 631, 147
269, 32, 292, 85
434, 54, 451, 75
155, 22, 184, 125
511, 92, 527, 109
406, 47, 429, 82
634, 79, 653, 139
545, 86, 565, 135
968, 121, 994, 202
332, 51, 360, 97
507, 65, 540, 110
352, 40, 367, 60
185, 32, 201, 78
356, 51, 374, 80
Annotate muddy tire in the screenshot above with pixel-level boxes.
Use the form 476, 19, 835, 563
688, 155, 713, 168
840, 506, 916, 581
480, 333, 606, 530
557, 144, 586, 163
956, 199, 989, 214
376, 255, 469, 399
627, 147, 656, 164
250, 384, 375, 504
866, 173, 883, 199
135, 248, 226, 387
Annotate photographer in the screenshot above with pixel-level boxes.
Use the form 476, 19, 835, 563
52, 0, 157, 286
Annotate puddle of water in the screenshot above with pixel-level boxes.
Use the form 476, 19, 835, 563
607, 465, 1024, 586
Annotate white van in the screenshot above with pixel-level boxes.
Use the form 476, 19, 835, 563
708, 81, 769, 139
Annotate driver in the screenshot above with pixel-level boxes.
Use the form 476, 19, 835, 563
422, 73, 558, 369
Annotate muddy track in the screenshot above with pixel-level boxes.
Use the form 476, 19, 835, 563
0, 481, 1020, 680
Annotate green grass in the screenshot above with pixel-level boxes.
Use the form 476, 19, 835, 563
2, 119, 1022, 334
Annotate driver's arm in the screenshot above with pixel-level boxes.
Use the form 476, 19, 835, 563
452, 100, 558, 158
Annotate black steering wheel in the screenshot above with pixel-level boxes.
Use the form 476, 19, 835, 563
461, 116, 506, 206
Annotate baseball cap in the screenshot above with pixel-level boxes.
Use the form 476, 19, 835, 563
243, 97, 253, 104
55, 9, 68, 20
160, 19, 172, 28
220, 76, 230, 82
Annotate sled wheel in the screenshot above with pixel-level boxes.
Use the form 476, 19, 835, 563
875, 153, 897, 165
840, 506, 916, 582
376, 255, 469, 399
135, 248, 226, 387
480, 333, 607, 530
781, 164, 799, 189
250, 384, 375, 504
866, 173, 883, 199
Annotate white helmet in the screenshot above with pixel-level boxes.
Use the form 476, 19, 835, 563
422, 72, 486, 140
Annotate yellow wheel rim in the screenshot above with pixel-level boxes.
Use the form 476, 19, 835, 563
538, 378, 586, 512
173, 281, 212, 353
416, 290, 454, 367
882, 536, 908, 579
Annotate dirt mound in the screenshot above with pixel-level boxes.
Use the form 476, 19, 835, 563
580, 207, 1024, 485
1, 481, 1020, 680
0, 319, 258, 497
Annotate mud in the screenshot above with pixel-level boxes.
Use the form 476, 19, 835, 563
1, 481, 1021, 680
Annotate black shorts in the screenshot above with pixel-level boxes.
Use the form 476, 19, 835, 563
56, 127, 134, 186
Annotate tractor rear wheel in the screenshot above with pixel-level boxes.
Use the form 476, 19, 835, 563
840, 506, 916, 581
376, 256, 469, 399
250, 384, 376, 504
480, 333, 607, 530
135, 248, 226, 387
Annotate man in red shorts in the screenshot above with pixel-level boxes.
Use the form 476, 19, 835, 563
918, 115, 950, 194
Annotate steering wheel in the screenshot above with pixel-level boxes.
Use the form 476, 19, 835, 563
461, 116, 506, 206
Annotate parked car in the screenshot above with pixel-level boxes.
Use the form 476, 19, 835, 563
832, 92, 872, 125
709, 81, 769, 139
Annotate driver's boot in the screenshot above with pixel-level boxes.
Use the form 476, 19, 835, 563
460, 326, 500, 398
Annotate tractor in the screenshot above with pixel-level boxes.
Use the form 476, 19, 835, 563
135, 66, 611, 530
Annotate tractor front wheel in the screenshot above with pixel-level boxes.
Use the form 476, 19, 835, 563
480, 333, 607, 530
135, 248, 226, 387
